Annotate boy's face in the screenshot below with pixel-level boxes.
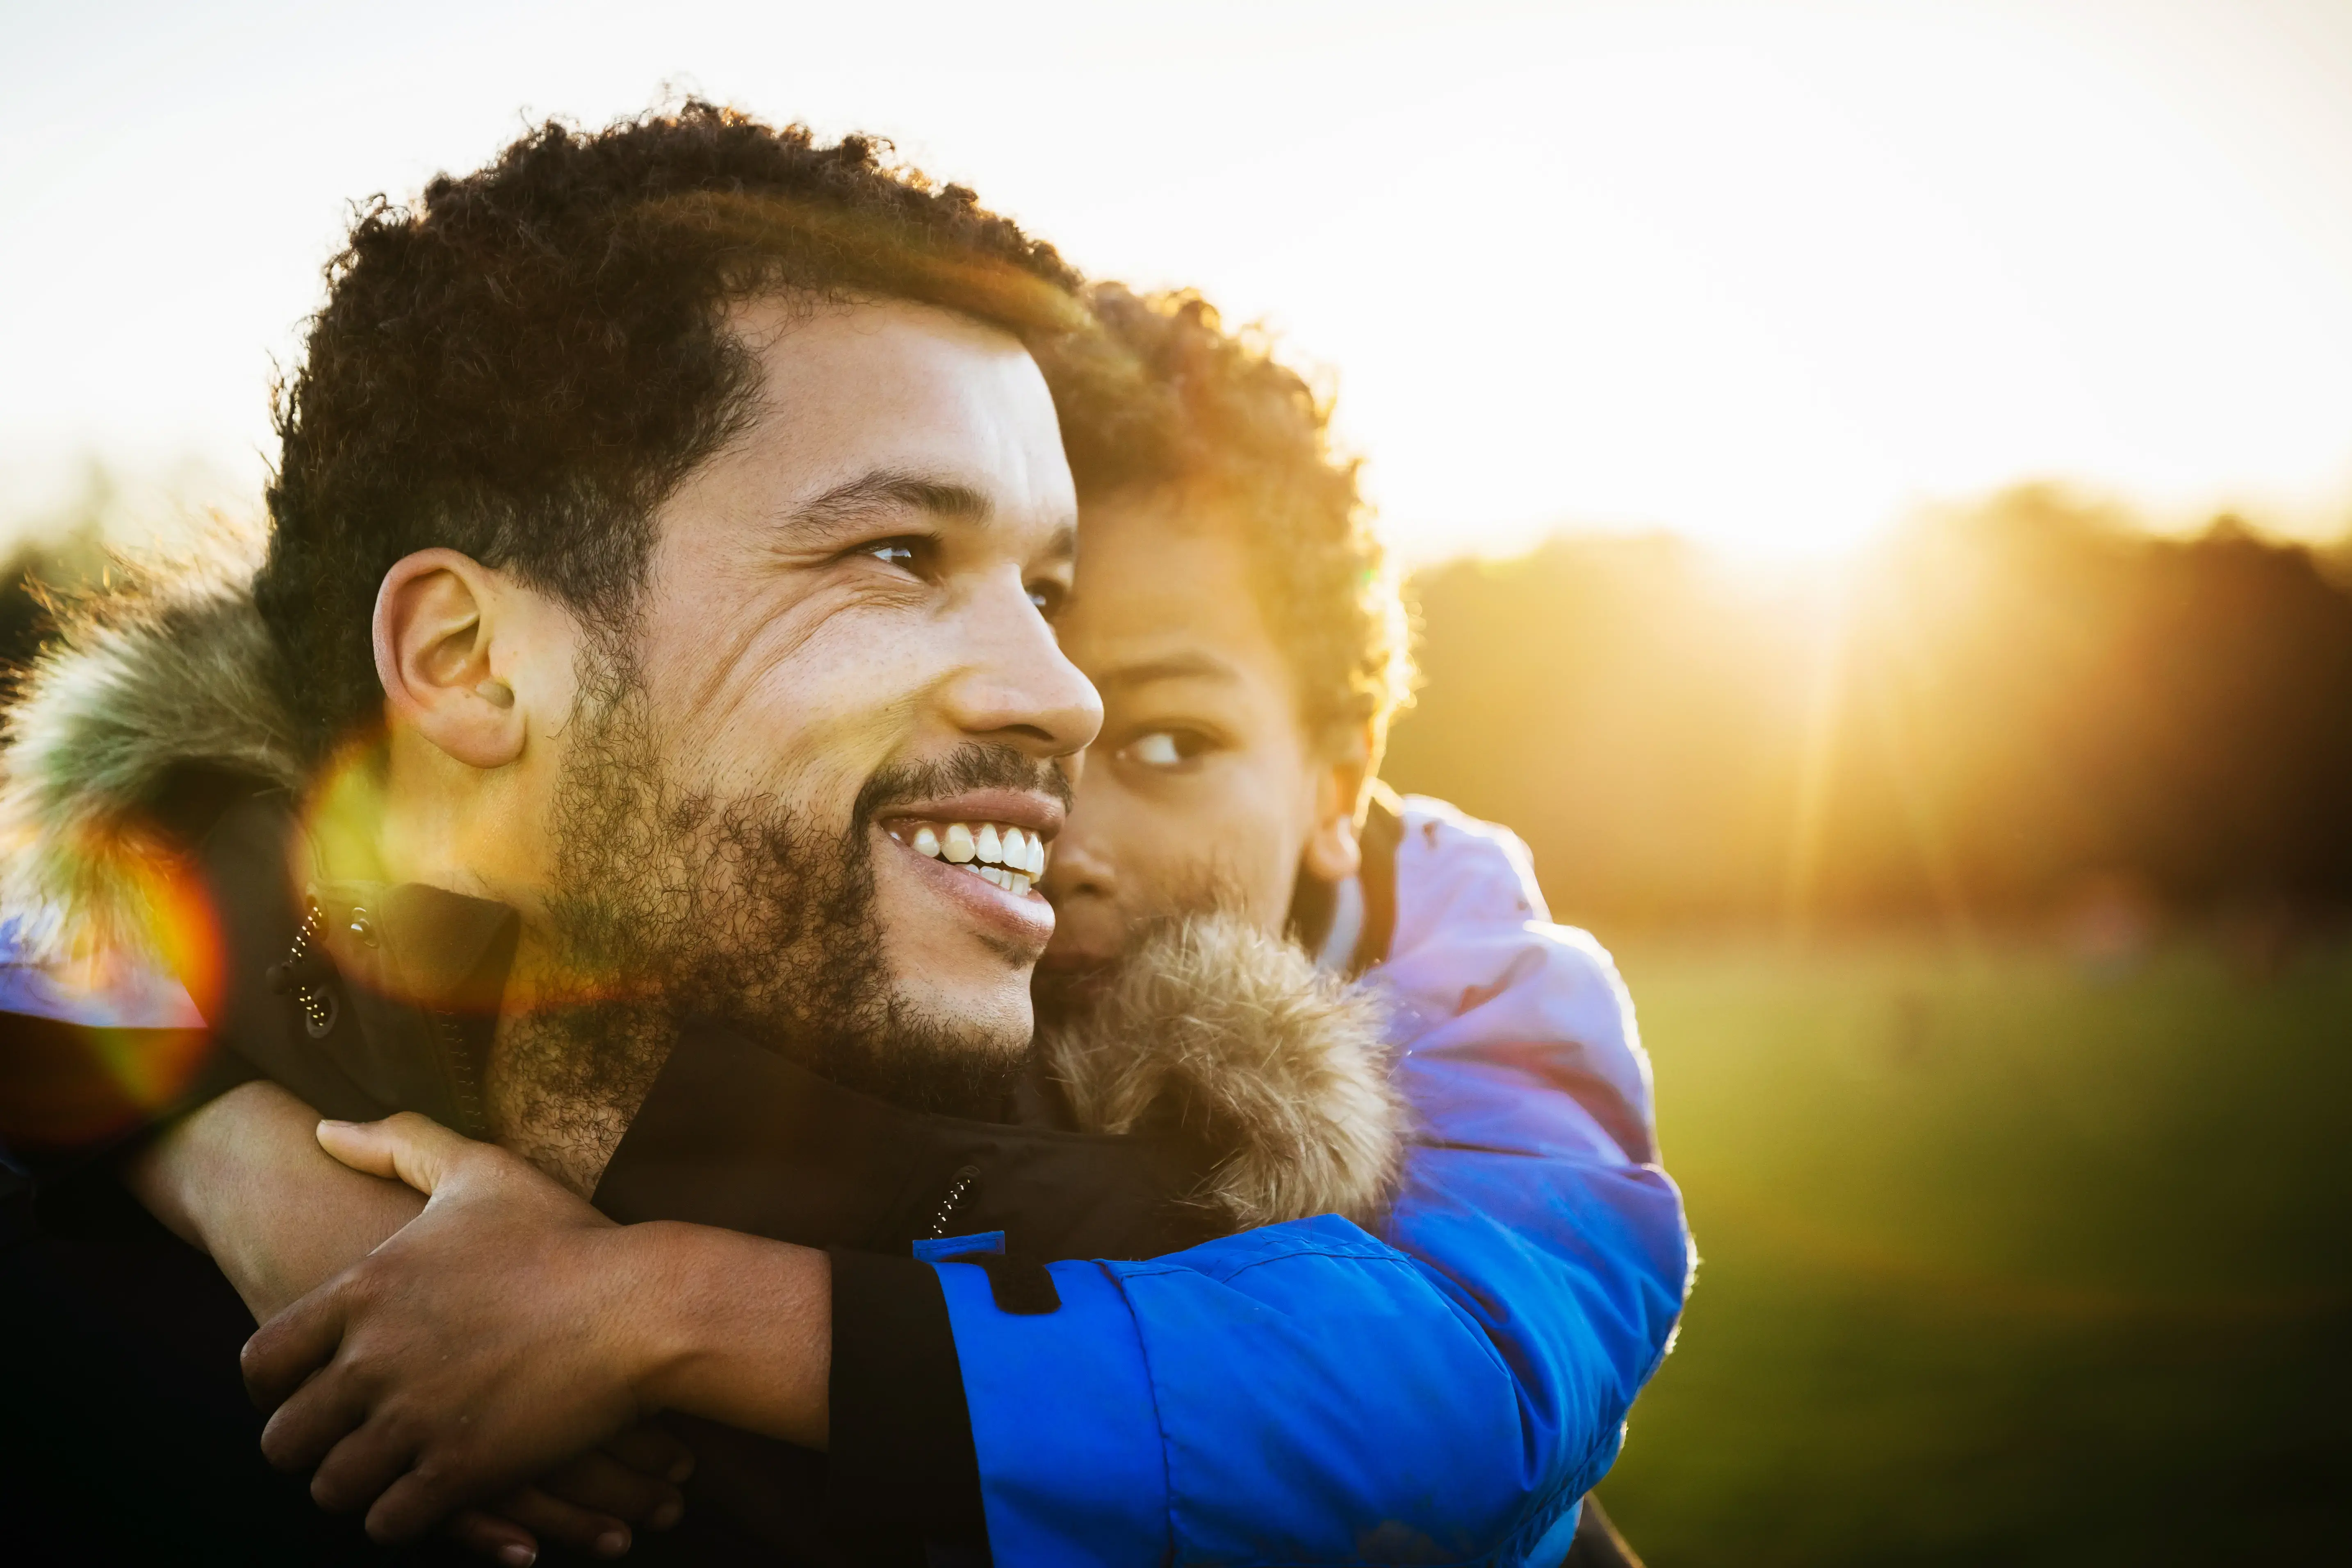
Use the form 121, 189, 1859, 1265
1041, 489, 1363, 972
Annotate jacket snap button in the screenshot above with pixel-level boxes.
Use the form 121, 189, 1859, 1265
301, 987, 339, 1039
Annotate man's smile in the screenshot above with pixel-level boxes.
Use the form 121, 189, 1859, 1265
898, 817, 1048, 891
876, 788, 1061, 947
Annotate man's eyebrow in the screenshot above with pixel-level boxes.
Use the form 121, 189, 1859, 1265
1092, 651, 1241, 689
793, 470, 996, 530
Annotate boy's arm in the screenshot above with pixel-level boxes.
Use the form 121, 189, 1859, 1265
123, 1080, 424, 1321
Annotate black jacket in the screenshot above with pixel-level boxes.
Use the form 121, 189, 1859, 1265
3, 784, 1238, 1566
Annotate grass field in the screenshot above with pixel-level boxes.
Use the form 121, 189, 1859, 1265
1591, 934, 2352, 1566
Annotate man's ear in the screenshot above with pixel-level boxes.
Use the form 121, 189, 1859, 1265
372, 550, 526, 770
1301, 722, 1378, 884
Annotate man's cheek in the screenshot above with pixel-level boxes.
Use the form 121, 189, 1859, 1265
694, 647, 923, 797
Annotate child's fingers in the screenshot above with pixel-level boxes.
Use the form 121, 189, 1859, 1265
482, 1486, 634, 1559
540, 1449, 684, 1531
446, 1507, 540, 1567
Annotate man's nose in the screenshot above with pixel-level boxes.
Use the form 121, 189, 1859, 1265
940, 576, 1103, 759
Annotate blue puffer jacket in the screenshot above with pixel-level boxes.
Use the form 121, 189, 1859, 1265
941, 796, 1693, 1566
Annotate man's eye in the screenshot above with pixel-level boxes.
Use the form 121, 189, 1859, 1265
1122, 730, 1210, 769
864, 540, 921, 570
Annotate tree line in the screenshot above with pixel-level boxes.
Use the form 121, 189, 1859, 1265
1384, 488, 2352, 935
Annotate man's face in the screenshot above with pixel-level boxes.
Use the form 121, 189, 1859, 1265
549, 296, 1098, 1073
1041, 490, 1342, 974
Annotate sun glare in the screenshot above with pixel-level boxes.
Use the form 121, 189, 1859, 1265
3, 2, 2350, 563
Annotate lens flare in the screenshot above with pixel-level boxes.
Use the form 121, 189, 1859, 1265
0, 823, 225, 1146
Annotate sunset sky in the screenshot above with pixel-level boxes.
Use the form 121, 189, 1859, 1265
5, 0, 2352, 560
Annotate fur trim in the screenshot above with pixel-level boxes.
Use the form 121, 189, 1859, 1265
0, 558, 303, 965
1040, 912, 1406, 1231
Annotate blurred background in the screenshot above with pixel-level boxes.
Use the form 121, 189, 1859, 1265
6, 1, 2350, 1561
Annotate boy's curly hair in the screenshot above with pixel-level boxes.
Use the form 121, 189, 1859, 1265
258, 100, 1099, 755
1057, 286, 1412, 751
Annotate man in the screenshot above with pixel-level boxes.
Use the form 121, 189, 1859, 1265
2, 103, 1263, 1564
4, 107, 1686, 1565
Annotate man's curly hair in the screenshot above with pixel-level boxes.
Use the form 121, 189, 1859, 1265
1057, 287, 1412, 751
258, 100, 1098, 755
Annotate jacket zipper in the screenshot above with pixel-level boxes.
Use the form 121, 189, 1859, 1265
264, 900, 339, 1039
928, 1165, 981, 1238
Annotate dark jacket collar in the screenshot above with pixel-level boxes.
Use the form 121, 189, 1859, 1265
597, 1023, 1219, 1260
192, 788, 1219, 1262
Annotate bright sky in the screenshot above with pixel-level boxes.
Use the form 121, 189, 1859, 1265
5, 0, 2352, 561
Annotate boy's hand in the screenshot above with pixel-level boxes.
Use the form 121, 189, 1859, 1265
240, 1114, 680, 1544
447, 1423, 697, 1565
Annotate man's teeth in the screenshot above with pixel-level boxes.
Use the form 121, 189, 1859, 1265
904, 821, 1045, 891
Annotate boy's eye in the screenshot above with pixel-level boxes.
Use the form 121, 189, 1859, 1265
1027, 580, 1067, 618
1123, 729, 1211, 769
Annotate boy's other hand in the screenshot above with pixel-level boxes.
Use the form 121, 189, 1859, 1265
447, 1422, 696, 1565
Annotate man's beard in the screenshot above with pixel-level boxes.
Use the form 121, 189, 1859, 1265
493, 653, 1054, 1182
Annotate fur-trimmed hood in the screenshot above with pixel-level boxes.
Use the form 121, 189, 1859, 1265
1039, 913, 1403, 1231
0, 563, 1404, 1229
0, 559, 304, 968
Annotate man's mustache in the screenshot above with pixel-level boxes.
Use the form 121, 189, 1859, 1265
853, 742, 1075, 826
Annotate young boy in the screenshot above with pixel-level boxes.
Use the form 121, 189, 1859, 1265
1027, 284, 1686, 1564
